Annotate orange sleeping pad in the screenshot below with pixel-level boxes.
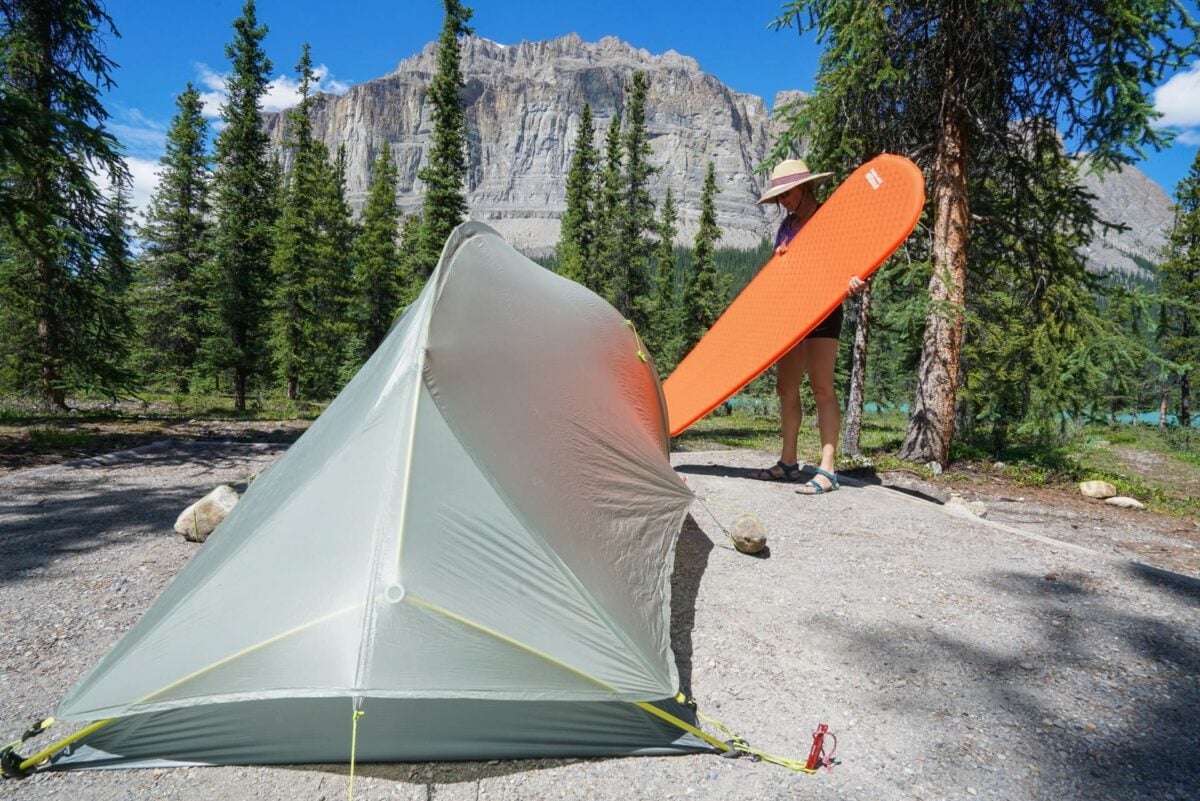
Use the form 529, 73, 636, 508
663, 154, 925, 436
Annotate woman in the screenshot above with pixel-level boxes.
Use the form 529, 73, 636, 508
751, 158, 867, 494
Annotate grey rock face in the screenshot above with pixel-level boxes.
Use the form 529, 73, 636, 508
1079, 164, 1175, 281
266, 34, 1172, 268
266, 34, 782, 255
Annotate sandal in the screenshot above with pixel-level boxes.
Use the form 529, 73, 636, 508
795, 467, 840, 495
752, 460, 802, 482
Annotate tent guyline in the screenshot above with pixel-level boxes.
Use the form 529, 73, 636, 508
1, 223, 822, 779
2, 698, 818, 780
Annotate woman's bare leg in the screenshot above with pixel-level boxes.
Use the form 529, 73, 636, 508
775, 341, 807, 467
800, 337, 840, 490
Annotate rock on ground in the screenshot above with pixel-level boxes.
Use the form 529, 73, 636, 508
1, 444, 1197, 801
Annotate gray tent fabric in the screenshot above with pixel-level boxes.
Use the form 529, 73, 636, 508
49, 222, 707, 768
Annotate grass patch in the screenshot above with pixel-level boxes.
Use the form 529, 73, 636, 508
676, 408, 1200, 520
26, 425, 104, 452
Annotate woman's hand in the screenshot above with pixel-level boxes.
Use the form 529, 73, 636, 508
848, 275, 868, 295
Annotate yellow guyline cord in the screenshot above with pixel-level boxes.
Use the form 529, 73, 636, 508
409, 594, 814, 773
8, 594, 813, 778
7, 603, 366, 775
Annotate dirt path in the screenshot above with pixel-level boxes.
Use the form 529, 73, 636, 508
1, 442, 1197, 801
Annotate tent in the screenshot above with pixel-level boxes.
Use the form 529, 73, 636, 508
33, 222, 713, 770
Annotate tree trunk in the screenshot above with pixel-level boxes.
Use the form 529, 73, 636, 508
1182, 371, 1192, 427
899, 86, 969, 467
287, 377, 298, 402
842, 286, 873, 457
234, 370, 247, 412
1160, 385, 1169, 428
35, 255, 66, 411
31, 17, 66, 413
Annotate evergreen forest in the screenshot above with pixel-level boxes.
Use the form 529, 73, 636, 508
1, 0, 1199, 468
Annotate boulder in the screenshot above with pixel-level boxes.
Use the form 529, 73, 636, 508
728, 513, 767, 555
1104, 496, 1146, 510
1079, 480, 1118, 499
946, 493, 988, 519
175, 485, 240, 543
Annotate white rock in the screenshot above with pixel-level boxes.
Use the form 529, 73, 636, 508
1079, 480, 1118, 499
946, 494, 988, 518
728, 513, 767, 554
175, 485, 240, 543
1104, 496, 1146, 510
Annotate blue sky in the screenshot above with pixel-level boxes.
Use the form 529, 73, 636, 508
100, 0, 1200, 210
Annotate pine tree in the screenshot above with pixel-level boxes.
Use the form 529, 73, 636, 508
1160, 149, 1200, 426
593, 113, 624, 301
557, 102, 597, 285
959, 130, 1139, 450
414, 0, 473, 279
614, 71, 657, 333
270, 44, 323, 400
681, 162, 727, 357
206, 0, 276, 411
397, 213, 423, 307
646, 187, 680, 373
352, 141, 403, 358
774, 0, 1199, 465
310, 143, 357, 396
133, 84, 211, 393
0, 0, 132, 407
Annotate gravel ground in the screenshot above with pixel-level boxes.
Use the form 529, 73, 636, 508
1, 442, 1197, 801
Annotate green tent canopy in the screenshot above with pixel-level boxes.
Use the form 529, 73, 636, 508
42, 222, 710, 770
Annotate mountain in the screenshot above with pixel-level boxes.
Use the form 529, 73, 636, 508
266, 34, 779, 254
264, 33, 1173, 275
1079, 165, 1174, 281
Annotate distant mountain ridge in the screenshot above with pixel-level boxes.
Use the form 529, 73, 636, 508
264, 33, 1173, 277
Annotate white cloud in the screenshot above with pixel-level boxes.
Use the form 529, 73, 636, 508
110, 107, 168, 160
126, 156, 161, 213
1154, 60, 1200, 128
195, 63, 228, 119
1177, 128, 1200, 147
194, 61, 352, 119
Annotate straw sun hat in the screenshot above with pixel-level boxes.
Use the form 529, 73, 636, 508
756, 158, 834, 205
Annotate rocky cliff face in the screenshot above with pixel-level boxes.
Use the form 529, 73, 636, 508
266, 34, 782, 254
1079, 165, 1174, 281
265, 33, 1172, 275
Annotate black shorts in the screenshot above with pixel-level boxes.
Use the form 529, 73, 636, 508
805, 304, 844, 340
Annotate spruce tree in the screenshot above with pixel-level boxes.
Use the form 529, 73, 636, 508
557, 102, 597, 285
615, 71, 657, 332
414, 0, 473, 279
0, 0, 132, 407
593, 113, 624, 301
133, 84, 211, 393
681, 162, 727, 357
397, 213, 423, 308
1160, 149, 1200, 426
647, 187, 681, 373
775, 0, 1199, 465
311, 143, 357, 396
270, 44, 323, 400
352, 141, 403, 358
206, 0, 276, 411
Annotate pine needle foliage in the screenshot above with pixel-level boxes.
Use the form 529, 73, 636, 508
205, 0, 277, 410
414, 0, 473, 280
132, 84, 212, 394
0, 0, 134, 406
